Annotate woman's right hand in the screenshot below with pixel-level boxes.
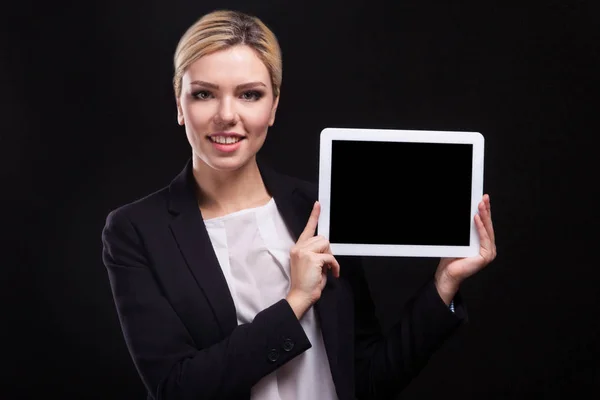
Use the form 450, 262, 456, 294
286, 201, 340, 319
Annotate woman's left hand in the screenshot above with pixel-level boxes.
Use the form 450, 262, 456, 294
434, 194, 497, 304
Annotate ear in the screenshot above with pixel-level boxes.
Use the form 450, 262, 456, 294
268, 95, 279, 127
176, 98, 185, 126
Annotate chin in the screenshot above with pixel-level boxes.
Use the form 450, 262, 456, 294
203, 155, 253, 172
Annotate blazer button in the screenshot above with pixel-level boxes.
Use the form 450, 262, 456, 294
267, 349, 279, 362
282, 338, 294, 352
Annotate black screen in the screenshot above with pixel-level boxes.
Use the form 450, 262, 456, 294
329, 140, 473, 246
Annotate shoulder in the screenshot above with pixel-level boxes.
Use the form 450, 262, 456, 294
259, 157, 318, 203
283, 171, 318, 201
104, 185, 170, 230
104, 159, 193, 228
271, 169, 319, 213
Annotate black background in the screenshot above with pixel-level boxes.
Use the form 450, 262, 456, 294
2, 0, 598, 398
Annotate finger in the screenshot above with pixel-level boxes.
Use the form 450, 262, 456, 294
475, 213, 494, 261
479, 197, 495, 244
485, 194, 493, 224
298, 201, 320, 243
299, 235, 332, 254
320, 253, 341, 278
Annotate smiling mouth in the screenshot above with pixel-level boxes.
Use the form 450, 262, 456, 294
208, 136, 245, 144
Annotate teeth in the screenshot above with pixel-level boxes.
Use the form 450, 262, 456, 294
211, 136, 241, 144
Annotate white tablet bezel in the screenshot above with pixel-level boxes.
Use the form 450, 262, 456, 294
317, 127, 485, 258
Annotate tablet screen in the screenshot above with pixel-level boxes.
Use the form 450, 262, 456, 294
329, 140, 473, 246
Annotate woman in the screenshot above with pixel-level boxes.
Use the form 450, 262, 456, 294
101, 9, 496, 400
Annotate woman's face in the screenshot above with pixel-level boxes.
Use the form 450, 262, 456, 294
177, 45, 279, 172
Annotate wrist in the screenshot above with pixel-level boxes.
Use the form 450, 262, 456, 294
434, 270, 460, 306
285, 290, 311, 320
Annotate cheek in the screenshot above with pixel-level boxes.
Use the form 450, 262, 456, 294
243, 104, 275, 130
184, 103, 214, 126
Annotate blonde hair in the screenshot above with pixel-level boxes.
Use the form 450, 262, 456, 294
173, 10, 282, 98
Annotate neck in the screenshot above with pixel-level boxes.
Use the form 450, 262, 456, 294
192, 155, 271, 218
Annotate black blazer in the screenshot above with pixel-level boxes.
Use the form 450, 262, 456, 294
101, 158, 467, 400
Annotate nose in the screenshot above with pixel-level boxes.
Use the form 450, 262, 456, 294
214, 96, 238, 126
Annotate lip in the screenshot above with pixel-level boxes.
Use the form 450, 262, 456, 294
207, 132, 245, 153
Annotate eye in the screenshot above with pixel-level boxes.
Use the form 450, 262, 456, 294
192, 90, 213, 100
240, 90, 263, 101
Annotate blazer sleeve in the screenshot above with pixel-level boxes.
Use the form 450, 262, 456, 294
345, 257, 467, 400
101, 208, 312, 400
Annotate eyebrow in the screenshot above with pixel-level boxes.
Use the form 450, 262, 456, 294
190, 81, 267, 90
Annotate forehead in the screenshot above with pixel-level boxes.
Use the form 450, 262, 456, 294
182, 45, 271, 86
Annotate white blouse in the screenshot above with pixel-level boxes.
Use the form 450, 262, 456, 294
203, 198, 338, 400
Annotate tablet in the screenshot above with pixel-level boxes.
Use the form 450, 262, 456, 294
317, 127, 484, 258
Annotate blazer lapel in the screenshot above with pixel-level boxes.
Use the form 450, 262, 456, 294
258, 160, 307, 241
167, 160, 238, 336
